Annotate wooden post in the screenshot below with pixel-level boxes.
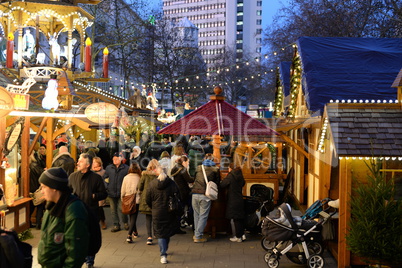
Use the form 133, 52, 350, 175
46, 118, 54, 168
21, 117, 30, 197
338, 158, 351, 267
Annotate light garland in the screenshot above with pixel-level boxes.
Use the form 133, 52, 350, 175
0, 6, 93, 31
339, 156, 402, 160
318, 117, 328, 153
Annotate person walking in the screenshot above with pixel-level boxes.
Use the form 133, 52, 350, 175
91, 156, 107, 229
159, 151, 171, 176
37, 167, 89, 268
220, 162, 246, 242
191, 153, 220, 243
170, 155, 194, 233
29, 152, 45, 229
121, 162, 141, 243
103, 152, 129, 232
146, 166, 179, 264
138, 159, 160, 245
68, 153, 107, 268
51, 145, 75, 176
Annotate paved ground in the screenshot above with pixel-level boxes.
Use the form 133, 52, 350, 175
26, 207, 338, 268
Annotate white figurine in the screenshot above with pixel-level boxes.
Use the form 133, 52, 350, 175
42, 74, 59, 110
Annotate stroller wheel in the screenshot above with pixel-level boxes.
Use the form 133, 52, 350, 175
307, 254, 325, 268
265, 253, 279, 268
261, 237, 276, 252
308, 241, 323, 255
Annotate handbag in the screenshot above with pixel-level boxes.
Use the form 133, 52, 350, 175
30, 186, 45, 206
201, 165, 218, 200
168, 193, 179, 212
121, 193, 136, 215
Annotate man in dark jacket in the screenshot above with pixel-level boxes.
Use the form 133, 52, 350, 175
103, 152, 129, 232
68, 153, 107, 268
191, 153, 220, 243
51, 146, 75, 176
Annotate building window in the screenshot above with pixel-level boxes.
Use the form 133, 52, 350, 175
257, 19, 262, 25
256, 29, 262, 34
257, 10, 262, 16
257, 1, 262, 6
256, 38, 261, 44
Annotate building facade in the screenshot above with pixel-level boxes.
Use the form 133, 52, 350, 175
162, 0, 263, 67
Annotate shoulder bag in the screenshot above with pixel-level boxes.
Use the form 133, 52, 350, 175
30, 186, 45, 206
201, 165, 218, 200
122, 193, 136, 215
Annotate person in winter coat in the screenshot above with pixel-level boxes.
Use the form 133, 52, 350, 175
51, 146, 75, 176
171, 155, 194, 231
146, 167, 179, 264
130, 146, 145, 170
68, 153, 108, 268
91, 156, 107, 229
159, 151, 171, 176
103, 152, 129, 232
191, 153, 221, 243
121, 162, 142, 243
38, 167, 89, 268
138, 159, 160, 245
220, 162, 245, 242
29, 152, 45, 229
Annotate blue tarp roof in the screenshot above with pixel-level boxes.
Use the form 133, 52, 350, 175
279, 61, 291, 96
296, 37, 402, 113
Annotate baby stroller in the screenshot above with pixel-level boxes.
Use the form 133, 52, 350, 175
244, 184, 275, 233
261, 198, 331, 254
262, 203, 336, 268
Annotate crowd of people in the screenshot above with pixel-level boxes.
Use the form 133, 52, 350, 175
29, 132, 246, 266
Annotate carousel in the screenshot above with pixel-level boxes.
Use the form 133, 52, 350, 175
0, 0, 113, 232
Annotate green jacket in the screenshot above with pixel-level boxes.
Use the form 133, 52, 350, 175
138, 170, 157, 214
38, 193, 89, 268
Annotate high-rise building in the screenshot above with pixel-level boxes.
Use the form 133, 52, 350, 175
162, 0, 263, 67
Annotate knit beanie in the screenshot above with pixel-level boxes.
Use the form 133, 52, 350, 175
39, 167, 69, 191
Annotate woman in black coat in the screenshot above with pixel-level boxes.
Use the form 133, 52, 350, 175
220, 163, 245, 242
146, 167, 179, 264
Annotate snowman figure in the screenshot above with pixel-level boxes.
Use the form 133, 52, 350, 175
42, 74, 59, 110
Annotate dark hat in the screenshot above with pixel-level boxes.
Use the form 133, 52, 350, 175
39, 167, 69, 191
113, 152, 124, 158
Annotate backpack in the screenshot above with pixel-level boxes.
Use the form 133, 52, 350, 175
68, 197, 102, 256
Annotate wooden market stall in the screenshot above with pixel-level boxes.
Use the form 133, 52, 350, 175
158, 87, 285, 236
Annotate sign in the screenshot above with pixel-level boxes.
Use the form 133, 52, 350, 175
4, 117, 24, 156
85, 102, 118, 124
248, 104, 259, 110
11, 93, 29, 110
246, 110, 259, 118
0, 86, 14, 117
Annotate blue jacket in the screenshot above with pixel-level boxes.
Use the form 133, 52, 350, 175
103, 163, 129, 198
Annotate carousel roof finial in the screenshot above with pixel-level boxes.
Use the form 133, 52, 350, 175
210, 86, 225, 101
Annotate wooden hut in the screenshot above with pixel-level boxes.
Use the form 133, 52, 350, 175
273, 37, 402, 267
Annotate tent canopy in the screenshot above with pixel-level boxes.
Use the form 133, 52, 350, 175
158, 98, 278, 137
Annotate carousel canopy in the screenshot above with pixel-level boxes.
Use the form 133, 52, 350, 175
297, 37, 402, 113
158, 93, 278, 137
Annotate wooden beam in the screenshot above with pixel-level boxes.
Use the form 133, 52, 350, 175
338, 158, 351, 267
46, 118, 54, 168
21, 117, 30, 197
279, 132, 309, 158
28, 117, 48, 156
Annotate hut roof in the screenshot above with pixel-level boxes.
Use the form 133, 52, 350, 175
297, 37, 402, 114
326, 103, 402, 157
